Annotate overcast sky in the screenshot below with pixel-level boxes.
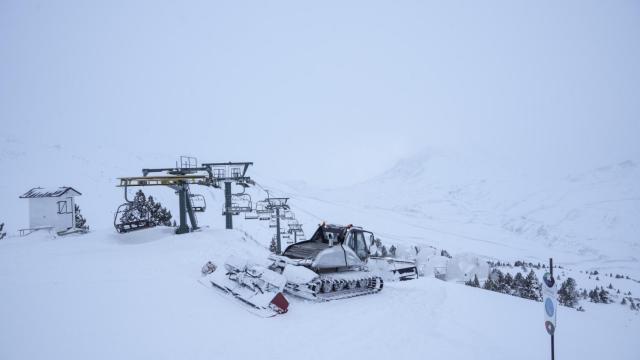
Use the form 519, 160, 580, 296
2, 1, 639, 186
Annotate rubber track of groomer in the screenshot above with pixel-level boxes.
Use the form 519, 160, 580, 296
286, 273, 383, 301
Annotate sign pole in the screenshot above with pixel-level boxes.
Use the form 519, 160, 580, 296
542, 257, 557, 360
550, 258, 555, 360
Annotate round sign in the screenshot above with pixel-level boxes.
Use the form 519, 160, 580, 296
545, 320, 555, 335
545, 298, 555, 317
543, 272, 555, 288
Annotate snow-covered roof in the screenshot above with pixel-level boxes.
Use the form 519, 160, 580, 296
19, 187, 82, 199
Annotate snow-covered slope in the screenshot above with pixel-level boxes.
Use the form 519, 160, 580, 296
275, 150, 640, 277
1, 138, 639, 359
0, 228, 637, 360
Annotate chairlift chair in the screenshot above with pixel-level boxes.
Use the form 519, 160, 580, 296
113, 203, 154, 233
189, 194, 206, 212
231, 193, 253, 213
221, 203, 241, 216
282, 210, 295, 220
255, 200, 271, 214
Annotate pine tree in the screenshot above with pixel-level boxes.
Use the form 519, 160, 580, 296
598, 288, 610, 304
513, 272, 525, 297
74, 204, 87, 228
489, 268, 506, 293
621, 297, 627, 305
522, 270, 541, 301
381, 245, 388, 257
465, 274, 480, 288
483, 278, 498, 292
156, 207, 172, 226
491, 268, 504, 282
581, 289, 588, 299
389, 245, 397, 258
120, 190, 148, 225
134, 190, 148, 220
118, 190, 172, 228
558, 277, 579, 308
146, 196, 172, 226
502, 272, 514, 294
588, 289, 600, 303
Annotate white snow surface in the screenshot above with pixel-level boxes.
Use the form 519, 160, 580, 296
1, 139, 639, 359
0, 228, 638, 360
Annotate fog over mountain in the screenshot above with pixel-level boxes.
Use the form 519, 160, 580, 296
2, 0, 639, 187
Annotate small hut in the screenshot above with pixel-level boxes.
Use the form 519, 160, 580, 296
19, 187, 82, 234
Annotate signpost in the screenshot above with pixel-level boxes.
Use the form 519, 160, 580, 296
542, 258, 557, 360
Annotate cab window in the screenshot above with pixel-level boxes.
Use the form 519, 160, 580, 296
353, 232, 368, 260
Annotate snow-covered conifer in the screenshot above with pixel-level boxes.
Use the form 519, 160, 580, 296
521, 270, 541, 301
465, 274, 480, 288
513, 272, 525, 297
74, 204, 87, 229
501, 272, 514, 294
483, 278, 498, 291
558, 277, 579, 308
389, 245, 397, 258
598, 288, 610, 304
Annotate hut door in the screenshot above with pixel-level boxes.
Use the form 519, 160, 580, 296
56, 198, 73, 229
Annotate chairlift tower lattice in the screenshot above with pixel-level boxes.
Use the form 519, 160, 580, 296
201, 162, 254, 230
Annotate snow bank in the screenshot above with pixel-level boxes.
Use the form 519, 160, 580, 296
1, 227, 638, 360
